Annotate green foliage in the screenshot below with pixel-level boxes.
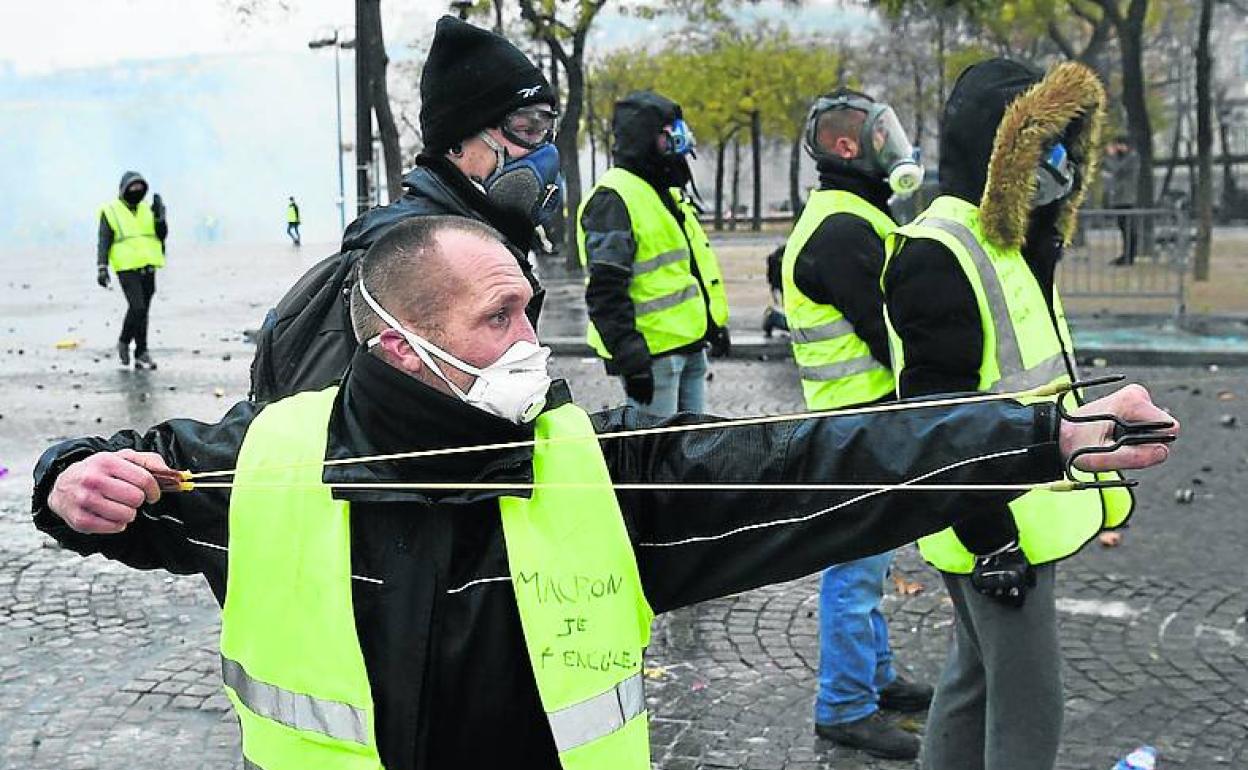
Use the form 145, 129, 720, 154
587, 25, 844, 147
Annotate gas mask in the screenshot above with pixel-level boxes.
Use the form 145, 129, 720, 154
1032, 142, 1076, 208
659, 119, 696, 158
804, 94, 924, 197
478, 131, 564, 227
359, 280, 552, 424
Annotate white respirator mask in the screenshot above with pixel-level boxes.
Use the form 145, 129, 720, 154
359, 280, 551, 424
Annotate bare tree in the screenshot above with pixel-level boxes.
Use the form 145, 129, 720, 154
519, 0, 608, 269
1194, 0, 1214, 280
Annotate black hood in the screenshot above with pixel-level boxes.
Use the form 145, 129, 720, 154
612, 91, 688, 189
938, 59, 1040, 205
118, 170, 148, 201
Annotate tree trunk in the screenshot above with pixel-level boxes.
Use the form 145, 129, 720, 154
730, 136, 741, 232
751, 109, 762, 231
1117, 1, 1155, 210
714, 140, 727, 232
1194, 0, 1214, 281
1217, 91, 1238, 221
361, 0, 402, 203
557, 56, 586, 270
789, 128, 804, 219
354, 0, 373, 214
911, 62, 925, 148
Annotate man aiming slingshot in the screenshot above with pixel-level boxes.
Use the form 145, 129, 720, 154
32, 215, 1176, 770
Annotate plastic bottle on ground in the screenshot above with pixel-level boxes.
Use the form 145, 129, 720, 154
1111, 746, 1158, 770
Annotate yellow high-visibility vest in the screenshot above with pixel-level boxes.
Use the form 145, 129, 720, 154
883, 195, 1133, 573
578, 167, 728, 359
100, 199, 164, 272
221, 387, 654, 769
781, 189, 895, 409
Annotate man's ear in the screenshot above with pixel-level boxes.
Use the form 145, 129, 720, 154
833, 136, 859, 160
375, 329, 425, 377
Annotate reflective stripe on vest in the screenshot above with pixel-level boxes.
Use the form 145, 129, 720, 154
781, 189, 895, 410
221, 656, 369, 745
799, 355, 887, 382
578, 167, 729, 359
632, 248, 687, 276
547, 672, 645, 753
790, 318, 855, 344
635, 283, 702, 316
101, 199, 165, 272
500, 402, 654, 770
885, 196, 1134, 572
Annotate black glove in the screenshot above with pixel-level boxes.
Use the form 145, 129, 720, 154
970, 542, 1036, 608
96, 266, 110, 288
708, 325, 732, 358
623, 371, 655, 405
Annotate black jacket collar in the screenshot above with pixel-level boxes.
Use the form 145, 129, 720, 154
323, 348, 572, 505
816, 162, 894, 214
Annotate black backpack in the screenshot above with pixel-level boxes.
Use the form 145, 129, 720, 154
248, 249, 363, 403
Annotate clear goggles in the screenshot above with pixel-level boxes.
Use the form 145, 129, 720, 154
500, 105, 559, 150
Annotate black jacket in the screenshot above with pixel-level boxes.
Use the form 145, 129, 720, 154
790, 164, 895, 370
98, 171, 168, 269
882, 59, 1085, 554
32, 349, 1062, 769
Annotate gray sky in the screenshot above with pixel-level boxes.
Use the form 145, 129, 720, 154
0, 0, 442, 73
0, 0, 863, 74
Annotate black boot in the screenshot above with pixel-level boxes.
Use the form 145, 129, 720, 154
879, 675, 934, 712
117, 341, 130, 367
815, 711, 919, 760
134, 352, 157, 371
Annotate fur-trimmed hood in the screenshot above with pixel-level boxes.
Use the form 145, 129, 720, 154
939, 58, 1106, 250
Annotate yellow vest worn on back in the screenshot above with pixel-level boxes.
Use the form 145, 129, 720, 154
883, 195, 1133, 573
781, 190, 895, 410
286, 203, 300, 224
578, 167, 729, 359
100, 199, 165, 272
221, 387, 654, 770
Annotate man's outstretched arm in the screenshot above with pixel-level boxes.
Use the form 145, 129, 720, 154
596, 384, 1176, 614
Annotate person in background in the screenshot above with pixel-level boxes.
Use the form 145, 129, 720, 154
578, 91, 731, 416
782, 87, 932, 760
883, 59, 1134, 770
286, 196, 302, 246
1103, 135, 1139, 266
98, 171, 166, 371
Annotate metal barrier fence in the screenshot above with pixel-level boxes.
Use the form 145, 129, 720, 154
1060, 207, 1192, 317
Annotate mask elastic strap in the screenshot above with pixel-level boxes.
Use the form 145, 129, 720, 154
358, 280, 481, 399
479, 131, 509, 185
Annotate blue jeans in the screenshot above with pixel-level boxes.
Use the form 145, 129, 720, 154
624, 349, 708, 416
815, 551, 896, 725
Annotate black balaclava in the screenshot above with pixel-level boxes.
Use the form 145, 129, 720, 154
612, 91, 691, 192
119, 170, 148, 208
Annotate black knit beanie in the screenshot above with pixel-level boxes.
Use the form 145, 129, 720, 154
419, 16, 556, 153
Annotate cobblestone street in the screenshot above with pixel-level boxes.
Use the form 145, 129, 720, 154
0, 247, 1245, 769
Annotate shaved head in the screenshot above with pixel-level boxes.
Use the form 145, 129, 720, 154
350, 215, 506, 346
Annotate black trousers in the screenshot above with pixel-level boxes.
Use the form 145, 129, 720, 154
1115, 205, 1138, 264
117, 267, 156, 355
